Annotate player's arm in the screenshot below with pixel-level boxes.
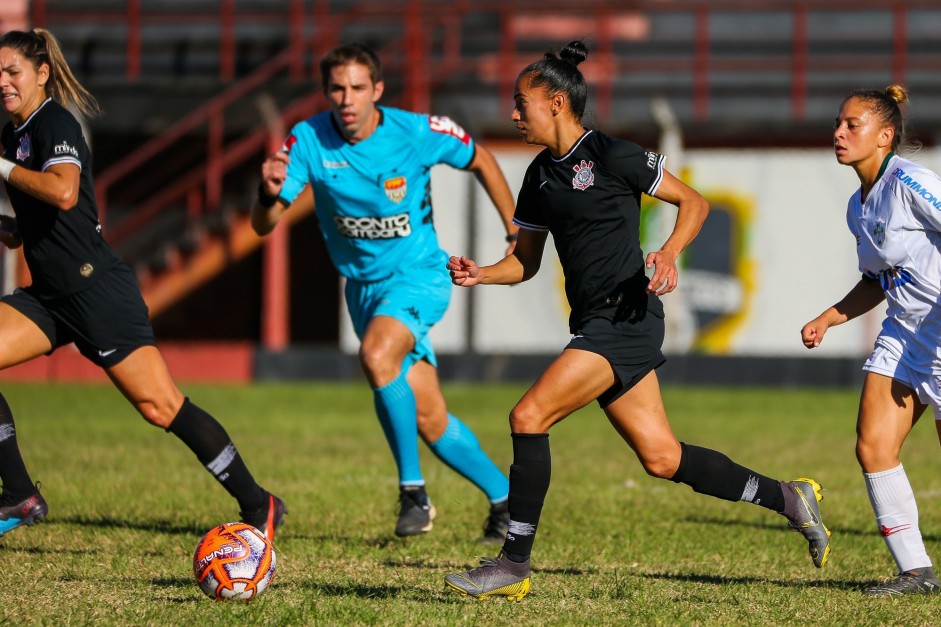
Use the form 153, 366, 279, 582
251, 150, 315, 236
465, 144, 518, 251
448, 228, 547, 287
1, 161, 79, 210
646, 169, 709, 295
801, 277, 885, 348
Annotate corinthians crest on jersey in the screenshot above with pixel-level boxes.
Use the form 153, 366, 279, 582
572, 159, 594, 190
383, 176, 407, 203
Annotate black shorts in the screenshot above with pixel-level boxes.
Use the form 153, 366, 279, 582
2, 263, 156, 368
567, 311, 666, 408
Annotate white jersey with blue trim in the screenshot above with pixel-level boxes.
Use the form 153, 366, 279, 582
848, 153, 941, 374
279, 106, 476, 281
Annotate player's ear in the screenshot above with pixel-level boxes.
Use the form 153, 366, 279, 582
372, 80, 384, 102
878, 126, 894, 149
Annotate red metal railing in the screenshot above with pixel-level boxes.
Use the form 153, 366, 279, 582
26, 0, 941, 345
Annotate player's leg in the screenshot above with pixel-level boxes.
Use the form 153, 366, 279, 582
445, 348, 612, 600
0, 300, 54, 536
104, 345, 284, 540
409, 359, 510, 542
605, 369, 830, 568
856, 371, 939, 595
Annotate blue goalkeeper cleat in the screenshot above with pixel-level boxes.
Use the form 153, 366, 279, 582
0, 488, 48, 537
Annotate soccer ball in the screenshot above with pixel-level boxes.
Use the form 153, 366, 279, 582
193, 522, 277, 601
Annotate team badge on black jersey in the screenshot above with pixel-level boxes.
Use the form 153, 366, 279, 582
572, 159, 594, 190
16, 133, 30, 161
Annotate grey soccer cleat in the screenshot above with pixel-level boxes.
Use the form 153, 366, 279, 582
445, 552, 531, 601
864, 567, 941, 596
395, 486, 436, 537
781, 477, 831, 568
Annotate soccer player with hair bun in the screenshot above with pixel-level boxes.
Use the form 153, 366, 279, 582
0, 28, 284, 542
802, 85, 941, 596
444, 40, 831, 600
252, 43, 517, 541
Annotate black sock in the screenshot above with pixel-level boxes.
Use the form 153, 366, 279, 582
671, 442, 784, 513
503, 433, 551, 561
0, 393, 35, 497
166, 398, 266, 512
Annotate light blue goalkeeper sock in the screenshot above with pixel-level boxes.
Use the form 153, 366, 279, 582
429, 413, 509, 502
374, 372, 423, 486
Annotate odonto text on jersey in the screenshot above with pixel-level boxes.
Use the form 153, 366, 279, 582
279, 107, 475, 281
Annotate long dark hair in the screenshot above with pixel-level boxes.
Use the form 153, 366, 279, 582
518, 40, 589, 121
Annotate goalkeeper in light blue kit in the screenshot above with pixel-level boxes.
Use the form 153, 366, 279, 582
252, 43, 516, 540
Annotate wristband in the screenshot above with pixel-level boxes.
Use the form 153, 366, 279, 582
257, 182, 279, 208
0, 158, 15, 182
505, 233, 518, 243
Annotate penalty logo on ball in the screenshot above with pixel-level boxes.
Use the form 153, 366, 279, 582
193, 522, 276, 601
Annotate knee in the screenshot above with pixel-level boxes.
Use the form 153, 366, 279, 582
416, 405, 446, 441
138, 395, 185, 429
509, 400, 544, 434
359, 346, 398, 387
638, 448, 680, 480
856, 436, 896, 472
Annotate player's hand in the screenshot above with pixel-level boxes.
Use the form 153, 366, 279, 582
801, 318, 829, 348
447, 255, 481, 287
0, 215, 22, 249
645, 249, 678, 295
260, 151, 289, 198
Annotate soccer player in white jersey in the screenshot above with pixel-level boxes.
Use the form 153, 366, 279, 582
802, 86, 941, 596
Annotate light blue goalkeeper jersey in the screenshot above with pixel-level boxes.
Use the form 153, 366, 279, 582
278, 106, 476, 282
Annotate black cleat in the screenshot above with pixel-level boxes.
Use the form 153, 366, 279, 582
241, 492, 286, 543
0, 488, 48, 537
864, 567, 941, 596
395, 486, 435, 537
479, 500, 510, 545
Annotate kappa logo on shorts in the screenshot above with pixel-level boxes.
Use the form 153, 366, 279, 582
572, 160, 594, 190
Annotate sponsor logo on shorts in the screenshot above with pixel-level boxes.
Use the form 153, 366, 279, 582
335, 213, 411, 239
98, 348, 117, 358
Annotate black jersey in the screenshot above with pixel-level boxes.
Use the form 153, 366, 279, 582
1, 99, 121, 298
514, 130, 665, 331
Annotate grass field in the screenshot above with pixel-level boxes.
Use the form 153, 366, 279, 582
1, 381, 940, 625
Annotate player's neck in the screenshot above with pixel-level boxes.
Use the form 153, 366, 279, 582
548, 124, 587, 158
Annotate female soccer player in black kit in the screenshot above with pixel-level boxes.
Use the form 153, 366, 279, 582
0, 29, 284, 541
444, 41, 831, 600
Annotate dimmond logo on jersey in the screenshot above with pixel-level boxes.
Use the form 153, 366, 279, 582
335, 213, 412, 239
572, 159, 594, 190
54, 141, 78, 158
15, 133, 30, 161
383, 176, 407, 203
429, 116, 470, 145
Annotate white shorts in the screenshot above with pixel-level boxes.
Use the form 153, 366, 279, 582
863, 336, 941, 420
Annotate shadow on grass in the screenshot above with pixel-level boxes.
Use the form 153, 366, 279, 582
684, 515, 941, 543
642, 571, 879, 591
53, 515, 205, 536
293, 581, 405, 599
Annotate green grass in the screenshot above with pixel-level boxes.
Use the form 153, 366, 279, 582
1, 382, 940, 625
